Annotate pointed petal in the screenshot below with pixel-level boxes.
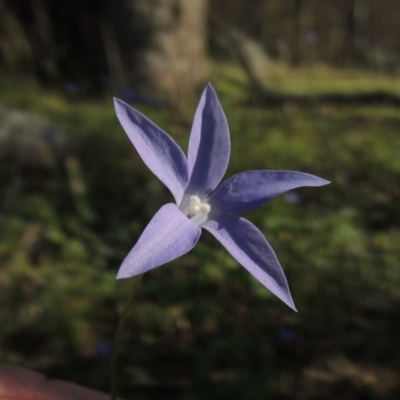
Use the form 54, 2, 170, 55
114, 98, 188, 204
187, 83, 230, 196
117, 203, 201, 278
209, 170, 330, 216
204, 216, 296, 310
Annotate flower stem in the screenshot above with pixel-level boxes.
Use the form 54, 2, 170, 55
110, 274, 143, 400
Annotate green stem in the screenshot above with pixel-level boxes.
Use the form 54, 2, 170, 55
110, 274, 143, 400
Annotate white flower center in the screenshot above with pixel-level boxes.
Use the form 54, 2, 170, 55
188, 195, 211, 216
179, 195, 211, 226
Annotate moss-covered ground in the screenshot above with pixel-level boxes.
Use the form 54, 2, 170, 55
1, 64, 400, 399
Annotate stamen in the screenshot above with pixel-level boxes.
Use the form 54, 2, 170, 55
200, 203, 211, 214
187, 195, 211, 219
190, 204, 201, 214
190, 195, 200, 204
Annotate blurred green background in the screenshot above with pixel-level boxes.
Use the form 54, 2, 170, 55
1, 1, 400, 399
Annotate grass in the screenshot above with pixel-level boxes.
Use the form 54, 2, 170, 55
212, 60, 400, 95
1, 63, 400, 399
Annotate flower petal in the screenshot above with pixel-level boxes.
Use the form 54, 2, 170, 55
117, 203, 201, 278
114, 98, 188, 204
204, 216, 296, 310
187, 83, 230, 196
208, 170, 329, 216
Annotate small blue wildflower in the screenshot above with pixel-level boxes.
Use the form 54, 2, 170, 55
304, 30, 320, 44
41, 127, 58, 142
284, 190, 302, 205
278, 326, 297, 343
97, 341, 112, 359
114, 84, 329, 310
64, 81, 80, 95
103, 77, 163, 108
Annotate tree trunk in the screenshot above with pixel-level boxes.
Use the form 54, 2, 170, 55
291, 0, 303, 65
110, 0, 209, 110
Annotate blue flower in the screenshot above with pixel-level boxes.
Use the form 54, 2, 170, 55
102, 77, 163, 108
114, 84, 329, 310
